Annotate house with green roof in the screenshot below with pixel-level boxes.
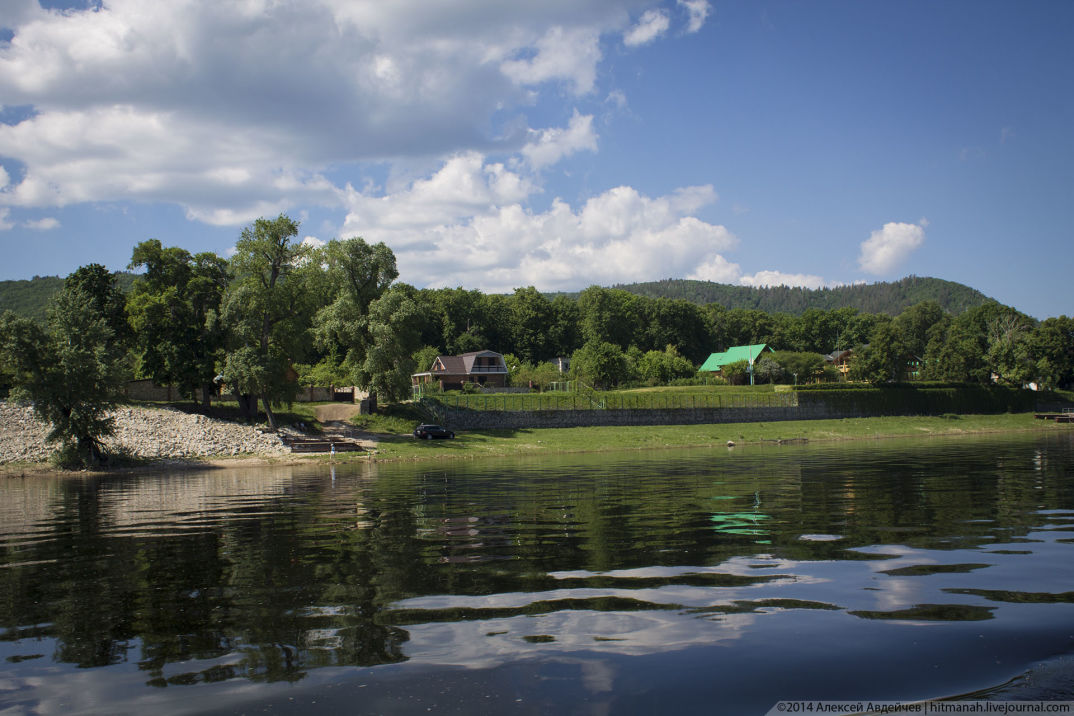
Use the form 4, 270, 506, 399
699, 344, 773, 373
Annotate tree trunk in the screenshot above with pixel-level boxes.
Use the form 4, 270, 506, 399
200, 382, 214, 410
237, 393, 258, 421
77, 435, 104, 467
261, 396, 278, 431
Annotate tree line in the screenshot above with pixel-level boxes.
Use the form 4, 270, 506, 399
1, 212, 1072, 466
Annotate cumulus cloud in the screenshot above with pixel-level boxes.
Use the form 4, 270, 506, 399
688, 254, 741, 283
858, 221, 926, 275
520, 111, 598, 170
623, 9, 670, 47
0, 1, 811, 294
678, 0, 711, 33
738, 270, 831, 290
336, 152, 736, 292
500, 25, 604, 95
23, 217, 59, 230
0, 0, 653, 219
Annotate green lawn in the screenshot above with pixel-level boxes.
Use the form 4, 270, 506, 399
127, 397, 1073, 467
353, 412, 1072, 463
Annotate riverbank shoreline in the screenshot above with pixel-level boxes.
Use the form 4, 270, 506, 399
2, 412, 1070, 477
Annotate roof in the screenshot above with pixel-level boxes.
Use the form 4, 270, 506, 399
824, 349, 853, 363
699, 344, 771, 372
427, 350, 506, 376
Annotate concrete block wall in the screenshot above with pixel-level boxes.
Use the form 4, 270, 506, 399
439, 401, 861, 430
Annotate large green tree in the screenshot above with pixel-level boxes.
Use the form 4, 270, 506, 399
895, 301, 948, 360
570, 340, 630, 389
635, 345, 696, 385
127, 240, 230, 407
578, 287, 640, 349
986, 312, 1034, 386
509, 286, 553, 363
358, 286, 423, 401
64, 263, 131, 348
644, 299, 712, 363
1031, 316, 1074, 390
0, 281, 127, 467
220, 214, 322, 428
313, 236, 419, 404
850, 318, 908, 383
547, 294, 582, 359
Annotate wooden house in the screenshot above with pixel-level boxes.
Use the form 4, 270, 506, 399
412, 350, 509, 391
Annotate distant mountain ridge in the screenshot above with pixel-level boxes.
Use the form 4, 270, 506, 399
0, 272, 993, 323
602, 276, 994, 315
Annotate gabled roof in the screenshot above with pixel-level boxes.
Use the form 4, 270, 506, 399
432, 355, 466, 374
427, 350, 506, 376
699, 344, 771, 372
460, 350, 504, 373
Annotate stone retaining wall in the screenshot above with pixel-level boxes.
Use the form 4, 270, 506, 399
437, 402, 861, 430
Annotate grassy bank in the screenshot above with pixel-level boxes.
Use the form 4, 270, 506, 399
356, 412, 1072, 463
8, 403, 1066, 475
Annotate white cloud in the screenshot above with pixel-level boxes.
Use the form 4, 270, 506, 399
0, 0, 651, 218
689, 254, 741, 283
23, 217, 60, 230
678, 0, 711, 33
520, 111, 598, 170
0, 1, 816, 294
500, 25, 604, 95
623, 9, 670, 47
738, 270, 831, 290
337, 153, 736, 292
857, 221, 926, 275
606, 89, 628, 110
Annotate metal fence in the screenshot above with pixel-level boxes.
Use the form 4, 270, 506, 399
425, 391, 798, 413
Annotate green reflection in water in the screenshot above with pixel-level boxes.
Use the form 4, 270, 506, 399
879, 563, 992, 576
848, 604, 997, 621
0, 432, 1073, 700
944, 589, 1074, 604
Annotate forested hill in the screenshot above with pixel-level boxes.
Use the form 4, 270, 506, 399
606, 276, 993, 316
2, 272, 992, 323
0, 273, 137, 323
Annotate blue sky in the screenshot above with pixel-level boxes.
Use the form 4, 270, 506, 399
0, 0, 1071, 318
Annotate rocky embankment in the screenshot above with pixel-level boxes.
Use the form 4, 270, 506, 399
0, 402, 289, 464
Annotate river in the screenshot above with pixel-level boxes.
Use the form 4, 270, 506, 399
2, 433, 1074, 714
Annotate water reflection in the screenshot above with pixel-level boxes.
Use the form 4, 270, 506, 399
1, 433, 1074, 713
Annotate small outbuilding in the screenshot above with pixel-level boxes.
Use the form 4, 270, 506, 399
699, 344, 773, 374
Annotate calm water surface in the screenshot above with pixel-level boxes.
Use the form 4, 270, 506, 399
3, 433, 1074, 714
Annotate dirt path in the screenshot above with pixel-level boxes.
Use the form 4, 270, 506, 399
312, 403, 381, 448
313, 403, 362, 422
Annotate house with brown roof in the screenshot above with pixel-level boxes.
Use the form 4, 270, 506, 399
824, 349, 854, 378
412, 350, 509, 391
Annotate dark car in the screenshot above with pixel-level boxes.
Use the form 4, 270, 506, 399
414, 423, 455, 440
